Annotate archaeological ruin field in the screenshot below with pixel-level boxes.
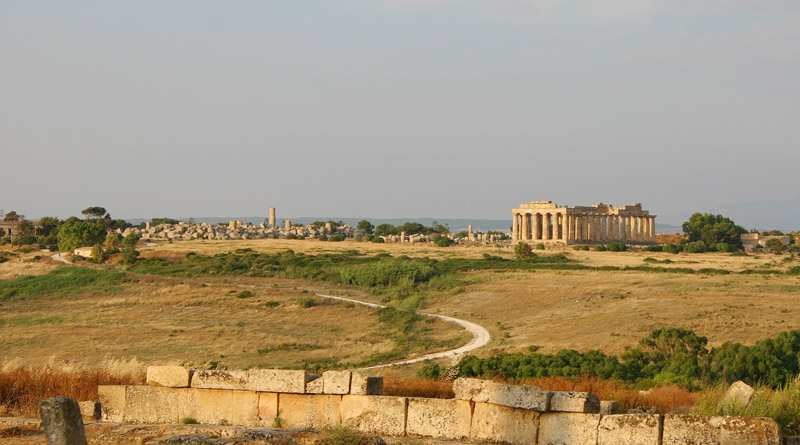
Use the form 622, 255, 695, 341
2, 238, 798, 372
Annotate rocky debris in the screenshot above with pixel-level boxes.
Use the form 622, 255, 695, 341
722, 381, 755, 406
118, 221, 505, 245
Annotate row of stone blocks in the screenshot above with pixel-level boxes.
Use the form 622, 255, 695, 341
145, 366, 382, 395
99, 371, 783, 444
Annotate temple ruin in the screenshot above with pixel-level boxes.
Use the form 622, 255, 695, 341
512, 201, 656, 244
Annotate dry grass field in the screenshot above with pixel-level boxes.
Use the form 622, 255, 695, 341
1, 239, 799, 371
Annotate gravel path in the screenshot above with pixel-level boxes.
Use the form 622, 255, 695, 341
314, 293, 490, 369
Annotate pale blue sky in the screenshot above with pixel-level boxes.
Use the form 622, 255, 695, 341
2, 1, 798, 226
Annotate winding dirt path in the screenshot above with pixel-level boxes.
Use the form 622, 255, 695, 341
314, 293, 490, 369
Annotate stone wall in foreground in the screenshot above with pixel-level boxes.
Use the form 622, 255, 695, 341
98, 367, 785, 445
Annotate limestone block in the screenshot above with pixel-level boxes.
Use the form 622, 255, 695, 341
340, 395, 407, 437
322, 370, 352, 394
124, 386, 194, 424
97, 385, 126, 422
538, 412, 601, 445
351, 372, 383, 395
452, 378, 486, 401
39, 397, 87, 445
599, 400, 619, 415
306, 377, 323, 394
598, 414, 661, 445
406, 397, 472, 441
258, 392, 278, 426
722, 381, 755, 406
549, 391, 601, 413
453, 378, 550, 411
192, 388, 259, 426
146, 366, 192, 388
662, 415, 782, 445
191, 369, 316, 393
278, 394, 341, 430
78, 401, 101, 420
470, 402, 540, 444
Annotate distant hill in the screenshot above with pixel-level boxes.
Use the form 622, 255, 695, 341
715, 197, 800, 232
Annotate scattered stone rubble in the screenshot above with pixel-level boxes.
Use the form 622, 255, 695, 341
117, 220, 504, 244
90, 367, 787, 444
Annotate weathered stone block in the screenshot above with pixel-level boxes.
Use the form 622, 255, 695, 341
279, 394, 341, 429
406, 397, 472, 441
662, 415, 782, 445
351, 372, 383, 395
470, 402, 540, 444
598, 414, 661, 445
722, 381, 755, 406
452, 378, 486, 401
538, 412, 601, 445
258, 392, 278, 426
306, 377, 323, 394
146, 366, 192, 388
323, 370, 352, 394
453, 378, 551, 411
124, 386, 194, 424
97, 385, 126, 422
192, 388, 259, 426
549, 391, 600, 413
340, 395, 407, 436
191, 369, 316, 393
39, 397, 87, 445
78, 401, 101, 420
599, 400, 619, 415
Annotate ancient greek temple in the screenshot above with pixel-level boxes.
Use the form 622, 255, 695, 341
512, 201, 656, 244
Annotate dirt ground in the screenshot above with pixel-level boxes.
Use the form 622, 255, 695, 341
1, 239, 798, 369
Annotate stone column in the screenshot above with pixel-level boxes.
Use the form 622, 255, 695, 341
581, 215, 588, 241
269, 207, 276, 228
512, 213, 519, 241
522, 213, 530, 240
566, 214, 573, 241
599, 215, 607, 241
649, 217, 656, 240
610, 216, 618, 241
468, 224, 474, 241
634, 216, 642, 241
542, 213, 550, 240
284, 220, 291, 231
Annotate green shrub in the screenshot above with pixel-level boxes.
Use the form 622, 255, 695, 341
686, 241, 707, 253
581, 245, 590, 251
417, 363, 442, 380
606, 242, 626, 252
318, 234, 328, 241
264, 300, 280, 307
296, 296, 316, 307
663, 244, 681, 254
340, 259, 437, 287
371, 237, 385, 243
514, 242, 533, 259
643, 245, 664, 252
534, 243, 545, 250
180, 417, 198, 424
329, 234, 345, 242
643, 257, 658, 263
593, 245, 607, 252
434, 236, 453, 247
787, 266, 800, 275
715, 242, 732, 253
236, 290, 253, 299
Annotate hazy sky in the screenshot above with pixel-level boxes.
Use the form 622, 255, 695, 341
2, 1, 798, 225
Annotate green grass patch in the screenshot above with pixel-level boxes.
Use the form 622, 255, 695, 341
0, 267, 128, 302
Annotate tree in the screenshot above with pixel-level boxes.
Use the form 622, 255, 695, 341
374, 224, 397, 237
16, 220, 35, 238
682, 213, 746, 250
121, 246, 139, 265
357, 220, 375, 234
3, 211, 22, 222
122, 232, 140, 247
37, 216, 60, 237
57, 220, 107, 251
514, 242, 534, 259
90, 244, 107, 263
104, 234, 122, 251
81, 206, 108, 221
765, 238, 785, 254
